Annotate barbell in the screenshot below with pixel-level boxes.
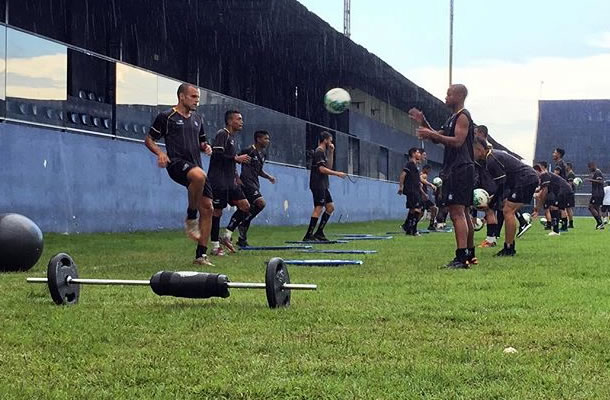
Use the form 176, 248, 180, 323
26, 253, 317, 308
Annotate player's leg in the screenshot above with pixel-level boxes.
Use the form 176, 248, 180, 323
497, 201, 522, 256
304, 189, 325, 240
479, 208, 498, 248
314, 191, 335, 240
210, 188, 228, 256
238, 192, 265, 247
194, 191, 214, 266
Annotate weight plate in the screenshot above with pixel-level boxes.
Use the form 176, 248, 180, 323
46, 253, 80, 305
265, 258, 290, 308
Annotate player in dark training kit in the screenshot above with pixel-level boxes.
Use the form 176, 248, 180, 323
565, 162, 576, 228
533, 163, 573, 235
420, 165, 439, 231
410, 84, 476, 268
398, 148, 423, 236
303, 131, 346, 241
474, 137, 538, 256
208, 110, 252, 256
232, 130, 276, 248
586, 161, 605, 229
145, 83, 214, 266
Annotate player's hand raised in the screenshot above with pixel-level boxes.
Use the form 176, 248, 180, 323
157, 153, 170, 168
408, 108, 424, 124
235, 154, 251, 164
328, 143, 335, 152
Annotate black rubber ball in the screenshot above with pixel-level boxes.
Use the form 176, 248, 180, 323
0, 213, 44, 272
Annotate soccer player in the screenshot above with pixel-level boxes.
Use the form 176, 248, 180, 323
303, 131, 346, 241
208, 110, 252, 256
533, 163, 572, 236
565, 162, 577, 228
398, 148, 423, 236
232, 130, 276, 248
602, 181, 610, 224
145, 83, 214, 266
473, 137, 539, 255
420, 165, 439, 231
409, 84, 476, 268
586, 161, 605, 229
553, 167, 574, 232
552, 148, 567, 180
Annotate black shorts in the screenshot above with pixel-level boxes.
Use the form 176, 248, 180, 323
211, 184, 246, 209
563, 192, 575, 208
311, 188, 333, 207
167, 160, 213, 199
602, 205, 610, 212
545, 192, 567, 210
440, 164, 475, 207
423, 199, 435, 210
405, 191, 423, 209
505, 183, 537, 205
242, 185, 263, 204
590, 195, 604, 205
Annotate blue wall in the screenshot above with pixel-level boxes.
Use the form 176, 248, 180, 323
0, 123, 406, 233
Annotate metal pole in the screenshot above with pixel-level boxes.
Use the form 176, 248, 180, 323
449, 0, 454, 86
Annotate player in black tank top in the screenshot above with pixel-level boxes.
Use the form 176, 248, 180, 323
409, 84, 475, 269
145, 83, 214, 266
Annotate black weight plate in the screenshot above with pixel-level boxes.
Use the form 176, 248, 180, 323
265, 258, 290, 308
47, 253, 80, 305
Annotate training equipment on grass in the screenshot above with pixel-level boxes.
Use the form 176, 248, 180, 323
285, 240, 348, 244
432, 177, 443, 187
473, 188, 490, 209
27, 253, 317, 309
299, 249, 377, 254
332, 234, 374, 237
573, 177, 583, 187
473, 217, 484, 231
283, 259, 363, 266
339, 236, 392, 240
0, 213, 44, 272
323, 88, 351, 114
239, 245, 313, 251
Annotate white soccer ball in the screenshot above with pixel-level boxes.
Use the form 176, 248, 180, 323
539, 216, 547, 226
432, 177, 443, 188
573, 177, 583, 187
473, 217, 484, 231
473, 188, 490, 209
324, 88, 351, 114
522, 213, 531, 224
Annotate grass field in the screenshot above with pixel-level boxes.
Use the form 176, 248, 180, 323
2, 218, 610, 399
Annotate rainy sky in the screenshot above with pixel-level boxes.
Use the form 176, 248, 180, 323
298, 0, 610, 162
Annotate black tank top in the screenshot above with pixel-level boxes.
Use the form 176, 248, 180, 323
440, 109, 474, 172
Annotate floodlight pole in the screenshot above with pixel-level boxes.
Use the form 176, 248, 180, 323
344, 0, 351, 38
449, 0, 454, 86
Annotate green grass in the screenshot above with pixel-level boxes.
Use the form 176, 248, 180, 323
2, 219, 610, 399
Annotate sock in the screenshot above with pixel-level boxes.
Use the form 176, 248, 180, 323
468, 247, 475, 260
456, 248, 468, 263
515, 211, 527, 227
211, 216, 221, 242
242, 204, 262, 226
223, 229, 232, 240
211, 241, 220, 250
196, 245, 207, 258
595, 215, 602, 225
305, 217, 318, 237
315, 212, 332, 235
496, 211, 505, 237
561, 217, 568, 230
569, 219, 574, 228
227, 210, 248, 232
551, 210, 560, 233
486, 223, 497, 240
402, 215, 410, 230
406, 212, 415, 234
187, 208, 198, 220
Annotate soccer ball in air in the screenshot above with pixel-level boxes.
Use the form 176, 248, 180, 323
432, 177, 443, 188
573, 177, 583, 187
473, 188, 490, 209
324, 88, 351, 114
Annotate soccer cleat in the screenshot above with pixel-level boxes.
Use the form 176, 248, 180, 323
184, 218, 201, 241
302, 234, 316, 242
495, 248, 515, 257
219, 236, 236, 253
478, 240, 497, 248
595, 223, 605, 230
516, 222, 532, 238
468, 257, 479, 265
236, 238, 249, 248
445, 259, 470, 269
547, 231, 561, 236
560, 227, 569, 232
313, 232, 329, 241
400, 223, 408, 233
211, 247, 226, 256
193, 255, 215, 266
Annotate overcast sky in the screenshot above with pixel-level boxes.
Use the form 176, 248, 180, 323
298, 0, 610, 162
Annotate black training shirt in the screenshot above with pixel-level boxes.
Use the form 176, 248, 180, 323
439, 109, 474, 172
591, 169, 604, 197
310, 148, 329, 190
540, 171, 572, 195
208, 128, 238, 188
403, 161, 420, 195
555, 159, 567, 181
239, 145, 267, 190
485, 150, 539, 189
149, 108, 207, 167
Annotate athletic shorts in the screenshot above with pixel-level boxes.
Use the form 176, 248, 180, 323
545, 192, 567, 210
423, 199, 435, 210
242, 185, 263, 205
211, 184, 246, 209
405, 191, 423, 209
563, 192, 575, 208
439, 164, 475, 207
590, 195, 604, 205
311, 188, 333, 207
602, 205, 610, 213
167, 160, 213, 199
505, 183, 537, 205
